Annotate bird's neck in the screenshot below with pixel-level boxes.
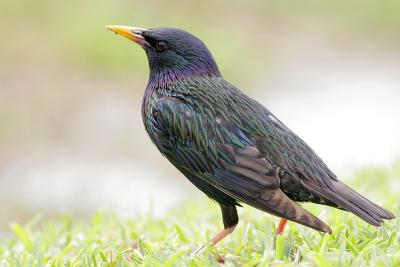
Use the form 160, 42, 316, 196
146, 64, 221, 90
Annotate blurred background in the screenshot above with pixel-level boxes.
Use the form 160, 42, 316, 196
1, 0, 399, 237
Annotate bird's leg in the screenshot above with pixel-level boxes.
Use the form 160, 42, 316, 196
211, 204, 238, 245
191, 204, 238, 257
210, 225, 236, 245
275, 218, 288, 235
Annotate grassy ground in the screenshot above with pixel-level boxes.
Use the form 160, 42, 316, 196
1, 165, 399, 266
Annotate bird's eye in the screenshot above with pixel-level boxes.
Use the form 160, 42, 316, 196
155, 41, 167, 52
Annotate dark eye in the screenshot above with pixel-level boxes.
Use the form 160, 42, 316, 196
155, 41, 167, 52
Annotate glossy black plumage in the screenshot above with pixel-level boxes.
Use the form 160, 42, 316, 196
108, 26, 394, 236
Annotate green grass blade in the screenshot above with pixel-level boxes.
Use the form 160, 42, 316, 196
10, 223, 34, 252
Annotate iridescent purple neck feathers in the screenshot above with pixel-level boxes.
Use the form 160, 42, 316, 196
147, 62, 220, 89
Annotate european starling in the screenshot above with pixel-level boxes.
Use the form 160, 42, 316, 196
107, 25, 394, 243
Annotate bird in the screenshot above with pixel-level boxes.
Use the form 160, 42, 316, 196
106, 25, 395, 244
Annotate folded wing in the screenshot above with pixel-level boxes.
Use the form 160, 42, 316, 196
150, 96, 332, 233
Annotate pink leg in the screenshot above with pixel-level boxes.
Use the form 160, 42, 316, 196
276, 218, 288, 235
191, 225, 237, 257
210, 225, 237, 245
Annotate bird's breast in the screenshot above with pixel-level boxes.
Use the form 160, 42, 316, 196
141, 86, 159, 135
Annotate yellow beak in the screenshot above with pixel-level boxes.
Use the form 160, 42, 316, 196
106, 25, 148, 45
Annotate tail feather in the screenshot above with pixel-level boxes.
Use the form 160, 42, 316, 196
316, 181, 395, 226
339, 183, 395, 220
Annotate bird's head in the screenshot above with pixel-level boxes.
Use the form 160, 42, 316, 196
107, 25, 221, 85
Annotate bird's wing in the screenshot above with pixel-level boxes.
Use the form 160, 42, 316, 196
151, 96, 332, 233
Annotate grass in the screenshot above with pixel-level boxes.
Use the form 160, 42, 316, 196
0, 165, 399, 266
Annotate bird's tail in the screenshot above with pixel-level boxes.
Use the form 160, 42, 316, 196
319, 181, 395, 226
